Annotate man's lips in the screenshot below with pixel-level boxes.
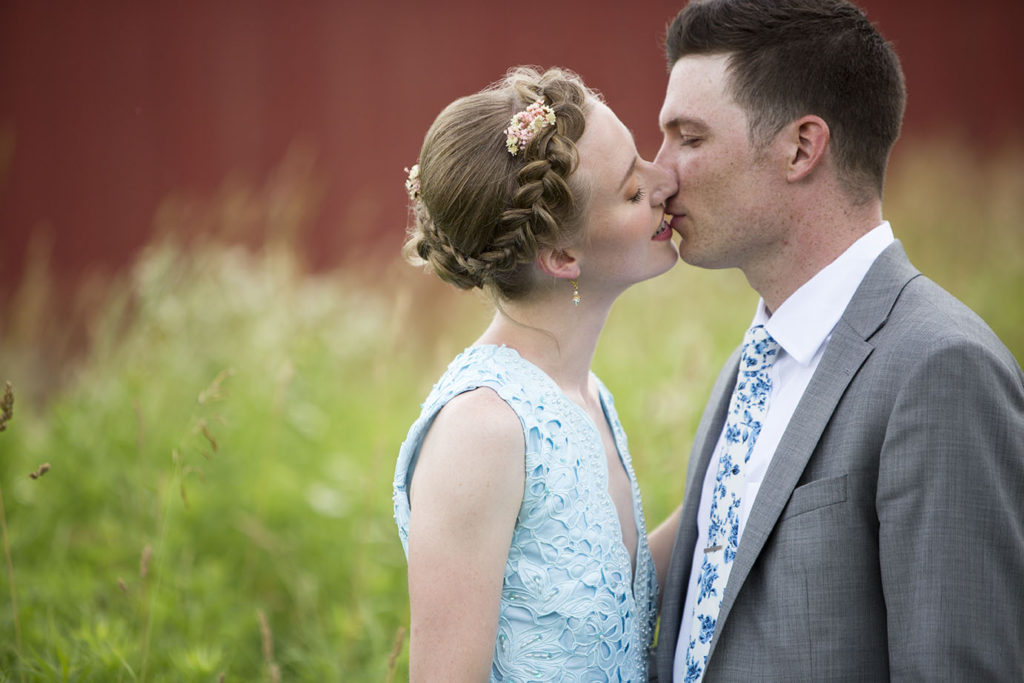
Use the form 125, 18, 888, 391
667, 212, 686, 234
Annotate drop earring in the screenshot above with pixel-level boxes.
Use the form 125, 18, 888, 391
571, 279, 581, 306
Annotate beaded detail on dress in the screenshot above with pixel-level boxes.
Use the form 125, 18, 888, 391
394, 345, 658, 682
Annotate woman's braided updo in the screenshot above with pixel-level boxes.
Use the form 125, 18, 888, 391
403, 67, 595, 299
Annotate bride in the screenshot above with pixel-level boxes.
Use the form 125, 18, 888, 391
393, 66, 682, 681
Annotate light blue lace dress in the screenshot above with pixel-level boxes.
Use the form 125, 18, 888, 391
394, 345, 658, 682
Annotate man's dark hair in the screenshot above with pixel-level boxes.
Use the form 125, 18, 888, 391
666, 0, 905, 201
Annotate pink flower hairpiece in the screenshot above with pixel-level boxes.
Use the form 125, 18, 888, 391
404, 164, 420, 202
505, 100, 556, 156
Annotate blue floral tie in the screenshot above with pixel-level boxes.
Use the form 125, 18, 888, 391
684, 324, 779, 682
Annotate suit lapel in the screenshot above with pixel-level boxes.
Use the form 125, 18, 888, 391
706, 241, 921, 660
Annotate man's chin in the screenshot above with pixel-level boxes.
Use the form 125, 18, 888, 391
677, 246, 728, 271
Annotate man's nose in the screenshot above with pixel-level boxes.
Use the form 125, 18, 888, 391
648, 156, 678, 206
653, 138, 670, 170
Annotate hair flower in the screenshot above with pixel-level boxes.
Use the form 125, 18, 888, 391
505, 100, 556, 156
404, 164, 421, 202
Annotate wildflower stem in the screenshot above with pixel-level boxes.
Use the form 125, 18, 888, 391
385, 625, 407, 683
0, 482, 25, 683
139, 467, 175, 683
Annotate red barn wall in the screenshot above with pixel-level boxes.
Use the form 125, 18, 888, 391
1, 0, 1022, 289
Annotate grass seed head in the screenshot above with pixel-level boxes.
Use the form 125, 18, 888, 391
0, 381, 13, 431
199, 419, 218, 453
198, 368, 234, 405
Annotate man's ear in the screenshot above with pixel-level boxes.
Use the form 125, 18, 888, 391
786, 115, 830, 182
536, 247, 580, 280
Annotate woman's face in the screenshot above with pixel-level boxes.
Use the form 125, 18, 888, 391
572, 100, 679, 295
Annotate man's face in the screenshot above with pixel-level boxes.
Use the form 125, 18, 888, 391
655, 54, 786, 272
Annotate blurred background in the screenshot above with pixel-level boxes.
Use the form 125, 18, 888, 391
3, 0, 1024, 289
1, 0, 1022, 680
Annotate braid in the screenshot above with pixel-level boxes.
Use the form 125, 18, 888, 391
403, 67, 594, 299
481, 79, 588, 294
407, 204, 486, 290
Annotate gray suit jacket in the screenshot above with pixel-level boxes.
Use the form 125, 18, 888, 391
653, 242, 1024, 681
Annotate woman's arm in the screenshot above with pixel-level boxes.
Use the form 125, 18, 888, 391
406, 388, 525, 682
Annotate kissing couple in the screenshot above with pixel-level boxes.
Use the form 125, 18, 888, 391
392, 0, 1024, 680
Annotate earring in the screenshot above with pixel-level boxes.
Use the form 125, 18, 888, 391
571, 279, 581, 306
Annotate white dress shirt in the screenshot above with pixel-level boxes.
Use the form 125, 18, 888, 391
673, 222, 895, 681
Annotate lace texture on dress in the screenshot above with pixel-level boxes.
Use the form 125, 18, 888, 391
394, 345, 658, 682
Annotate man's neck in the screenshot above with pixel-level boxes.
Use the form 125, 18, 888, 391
752, 203, 883, 314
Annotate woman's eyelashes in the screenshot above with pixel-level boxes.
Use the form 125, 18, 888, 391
629, 186, 646, 204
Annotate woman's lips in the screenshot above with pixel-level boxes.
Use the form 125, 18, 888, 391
652, 214, 672, 241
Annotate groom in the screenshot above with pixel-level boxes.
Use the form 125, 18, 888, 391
651, 0, 1024, 680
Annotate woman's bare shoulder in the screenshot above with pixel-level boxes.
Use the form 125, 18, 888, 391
411, 387, 525, 507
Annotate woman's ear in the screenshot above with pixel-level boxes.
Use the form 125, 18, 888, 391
786, 115, 830, 182
536, 247, 580, 280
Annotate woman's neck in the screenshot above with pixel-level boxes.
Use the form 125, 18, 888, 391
475, 290, 613, 403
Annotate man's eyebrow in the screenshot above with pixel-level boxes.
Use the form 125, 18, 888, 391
661, 115, 710, 133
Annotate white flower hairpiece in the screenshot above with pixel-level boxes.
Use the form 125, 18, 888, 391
505, 100, 556, 156
404, 164, 420, 202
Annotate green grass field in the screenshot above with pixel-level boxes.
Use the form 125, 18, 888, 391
1, 140, 1021, 681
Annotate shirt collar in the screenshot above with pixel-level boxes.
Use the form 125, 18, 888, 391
751, 221, 895, 365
